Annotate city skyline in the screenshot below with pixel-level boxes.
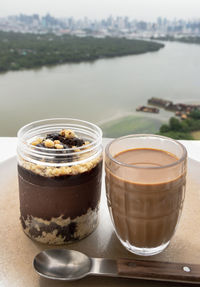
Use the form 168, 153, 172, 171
0, 0, 200, 21
1, 12, 199, 38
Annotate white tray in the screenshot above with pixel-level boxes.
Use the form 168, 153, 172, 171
0, 156, 200, 287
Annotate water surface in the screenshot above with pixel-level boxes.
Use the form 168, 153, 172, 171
0, 41, 200, 136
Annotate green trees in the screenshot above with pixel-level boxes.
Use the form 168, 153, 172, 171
0, 31, 164, 72
159, 111, 200, 140
160, 124, 170, 133
189, 109, 200, 119
169, 117, 183, 131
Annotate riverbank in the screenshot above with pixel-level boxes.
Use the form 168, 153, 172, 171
101, 96, 200, 138
100, 114, 163, 137
151, 35, 200, 45
0, 31, 164, 72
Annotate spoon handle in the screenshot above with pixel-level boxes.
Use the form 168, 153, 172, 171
117, 258, 200, 284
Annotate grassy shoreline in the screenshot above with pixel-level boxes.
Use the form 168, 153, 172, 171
101, 115, 164, 137
100, 112, 200, 140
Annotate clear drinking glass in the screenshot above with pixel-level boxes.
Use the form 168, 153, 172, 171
105, 134, 187, 256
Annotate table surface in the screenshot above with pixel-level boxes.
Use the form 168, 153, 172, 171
1, 137, 200, 163
1, 139, 200, 287
1, 137, 200, 287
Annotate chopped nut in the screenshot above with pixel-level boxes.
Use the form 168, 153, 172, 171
54, 140, 60, 144
60, 129, 76, 139
31, 141, 39, 146
59, 129, 66, 137
65, 130, 76, 138
55, 144, 63, 149
44, 139, 54, 148
31, 138, 43, 146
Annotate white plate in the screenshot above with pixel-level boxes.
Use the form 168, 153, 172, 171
0, 156, 200, 287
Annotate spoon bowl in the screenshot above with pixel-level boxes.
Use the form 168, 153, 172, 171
33, 249, 92, 281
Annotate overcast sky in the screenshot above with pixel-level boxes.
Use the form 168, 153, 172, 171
0, 0, 200, 21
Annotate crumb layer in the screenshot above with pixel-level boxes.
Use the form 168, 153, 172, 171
19, 155, 101, 177
21, 207, 98, 244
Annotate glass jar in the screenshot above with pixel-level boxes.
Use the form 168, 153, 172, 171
17, 118, 103, 245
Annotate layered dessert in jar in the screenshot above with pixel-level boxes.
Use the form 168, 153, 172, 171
17, 119, 102, 244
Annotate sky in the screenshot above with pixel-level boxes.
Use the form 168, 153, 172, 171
0, 0, 200, 21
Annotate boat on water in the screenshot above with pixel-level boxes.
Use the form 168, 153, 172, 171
136, 106, 159, 114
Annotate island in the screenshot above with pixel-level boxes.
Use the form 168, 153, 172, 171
0, 31, 164, 72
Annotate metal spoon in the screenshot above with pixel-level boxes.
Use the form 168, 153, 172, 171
33, 249, 200, 284
33, 249, 117, 281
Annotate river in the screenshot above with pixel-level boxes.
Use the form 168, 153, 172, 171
0, 41, 200, 136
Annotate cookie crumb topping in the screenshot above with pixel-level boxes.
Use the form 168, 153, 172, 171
31, 129, 87, 150
20, 128, 101, 177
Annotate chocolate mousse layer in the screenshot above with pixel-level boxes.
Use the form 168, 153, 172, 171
18, 161, 102, 221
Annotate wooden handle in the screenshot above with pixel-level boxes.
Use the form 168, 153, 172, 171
117, 259, 200, 284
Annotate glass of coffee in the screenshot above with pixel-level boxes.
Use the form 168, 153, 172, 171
105, 134, 187, 256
